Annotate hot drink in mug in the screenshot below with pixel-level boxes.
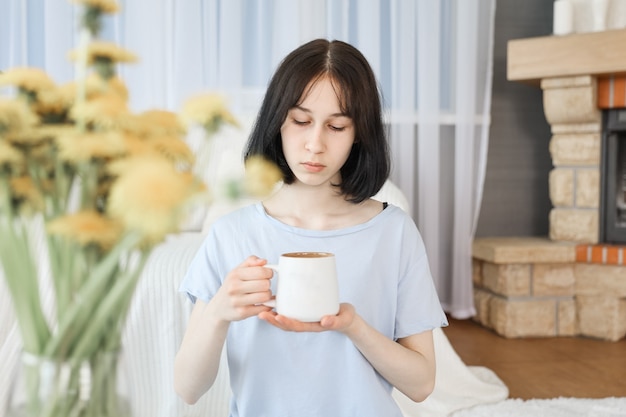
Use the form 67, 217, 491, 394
264, 252, 340, 322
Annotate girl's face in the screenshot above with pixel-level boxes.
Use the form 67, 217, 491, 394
280, 77, 355, 189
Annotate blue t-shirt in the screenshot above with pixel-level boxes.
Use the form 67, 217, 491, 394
180, 202, 448, 417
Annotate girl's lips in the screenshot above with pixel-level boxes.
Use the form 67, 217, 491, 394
302, 162, 325, 173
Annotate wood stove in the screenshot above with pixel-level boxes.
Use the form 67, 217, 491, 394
600, 108, 626, 244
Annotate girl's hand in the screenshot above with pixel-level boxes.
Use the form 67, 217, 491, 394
212, 256, 274, 323
258, 303, 356, 333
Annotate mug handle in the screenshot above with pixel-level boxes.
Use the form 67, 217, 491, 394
261, 264, 278, 307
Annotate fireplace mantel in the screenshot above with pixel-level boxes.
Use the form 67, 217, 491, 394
505, 28, 626, 245
507, 28, 626, 84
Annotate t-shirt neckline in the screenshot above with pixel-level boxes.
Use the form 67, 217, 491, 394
254, 201, 395, 237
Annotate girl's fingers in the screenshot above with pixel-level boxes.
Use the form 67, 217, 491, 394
228, 269, 272, 295
233, 258, 273, 282
237, 290, 273, 306
238, 255, 267, 268
218, 256, 276, 321
259, 313, 326, 332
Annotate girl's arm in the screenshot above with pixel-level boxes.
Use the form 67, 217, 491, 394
174, 256, 274, 404
258, 303, 437, 402
173, 299, 229, 404
339, 311, 436, 402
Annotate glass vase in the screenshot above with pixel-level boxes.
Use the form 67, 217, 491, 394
7, 350, 131, 417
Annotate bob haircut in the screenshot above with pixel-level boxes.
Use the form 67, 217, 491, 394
244, 38, 390, 204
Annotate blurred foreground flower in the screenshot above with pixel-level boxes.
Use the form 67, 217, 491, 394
47, 210, 122, 250
0, 2, 278, 416
108, 155, 205, 244
180, 93, 239, 133
0, 67, 56, 93
244, 155, 284, 198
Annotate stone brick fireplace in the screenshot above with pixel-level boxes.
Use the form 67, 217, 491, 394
472, 29, 626, 341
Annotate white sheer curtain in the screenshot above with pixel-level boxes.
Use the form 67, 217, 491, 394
1, 0, 495, 318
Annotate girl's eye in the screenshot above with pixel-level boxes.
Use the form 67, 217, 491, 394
329, 125, 345, 132
293, 119, 308, 126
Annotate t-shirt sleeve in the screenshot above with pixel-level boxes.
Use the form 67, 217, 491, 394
394, 217, 448, 339
178, 226, 224, 304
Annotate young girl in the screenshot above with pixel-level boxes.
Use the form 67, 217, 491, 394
174, 39, 448, 417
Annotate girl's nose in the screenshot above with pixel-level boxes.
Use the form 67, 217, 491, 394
304, 126, 325, 153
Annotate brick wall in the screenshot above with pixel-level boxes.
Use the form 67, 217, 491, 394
473, 238, 626, 341
598, 75, 626, 109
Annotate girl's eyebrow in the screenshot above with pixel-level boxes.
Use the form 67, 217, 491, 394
292, 105, 349, 118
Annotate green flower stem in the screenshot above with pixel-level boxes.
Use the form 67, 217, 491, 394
51, 238, 90, 357
71, 250, 148, 361
68, 240, 84, 298
45, 156, 76, 324
47, 234, 69, 321
26, 159, 54, 219
52, 158, 74, 217
82, 6, 103, 36
104, 249, 150, 352
79, 162, 99, 211
19, 222, 52, 350
0, 219, 51, 354
0, 175, 14, 223
43, 232, 141, 358
74, 28, 91, 133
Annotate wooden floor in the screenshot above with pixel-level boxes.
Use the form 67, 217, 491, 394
443, 318, 626, 399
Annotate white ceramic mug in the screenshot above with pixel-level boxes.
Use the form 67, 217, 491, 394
264, 252, 340, 322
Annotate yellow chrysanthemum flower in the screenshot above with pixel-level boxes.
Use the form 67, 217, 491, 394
71, 0, 119, 13
151, 136, 195, 165
120, 133, 157, 157
132, 110, 186, 137
108, 155, 204, 243
0, 67, 56, 93
9, 176, 44, 212
244, 155, 283, 197
69, 94, 131, 130
0, 141, 24, 167
90, 74, 129, 100
26, 143, 56, 174
179, 94, 239, 133
68, 41, 137, 65
119, 133, 193, 167
36, 124, 77, 139
47, 210, 123, 249
31, 87, 69, 116
56, 82, 82, 107
5, 129, 51, 148
0, 99, 39, 133
56, 131, 127, 162
57, 75, 129, 107
6, 125, 74, 151
10, 176, 53, 216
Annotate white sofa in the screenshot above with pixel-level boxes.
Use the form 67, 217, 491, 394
0, 123, 508, 417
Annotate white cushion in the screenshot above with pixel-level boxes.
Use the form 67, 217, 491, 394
373, 180, 410, 213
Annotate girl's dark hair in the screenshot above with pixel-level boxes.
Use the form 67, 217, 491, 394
243, 38, 390, 203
